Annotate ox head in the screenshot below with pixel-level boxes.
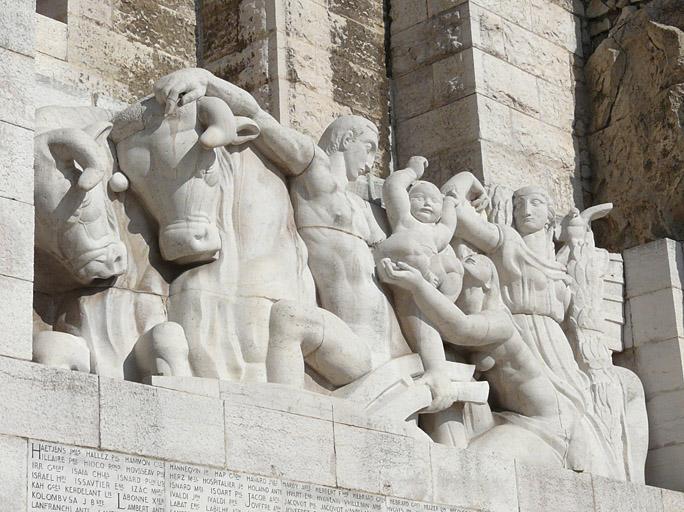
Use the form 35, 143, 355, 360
111, 96, 260, 265
34, 108, 128, 284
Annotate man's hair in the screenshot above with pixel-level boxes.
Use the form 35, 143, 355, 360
318, 115, 378, 155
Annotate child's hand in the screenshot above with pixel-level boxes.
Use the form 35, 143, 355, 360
406, 156, 428, 179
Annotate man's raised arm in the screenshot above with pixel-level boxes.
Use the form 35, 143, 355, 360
154, 68, 315, 177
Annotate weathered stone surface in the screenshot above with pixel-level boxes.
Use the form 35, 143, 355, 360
36, 14, 68, 61
221, 381, 333, 421
0, 47, 34, 129
334, 423, 431, 501
0, 274, 32, 360
663, 488, 684, 512
586, 1, 684, 250
390, 0, 428, 34
624, 239, 684, 299
0, 197, 34, 281
432, 443, 518, 512
0, 358, 99, 446
635, 337, 684, 397
224, 403, 336, 485
0, 121, 33, 204
0, 0, 35, 57
592, 475, 664, 512
516, 462, 594, 512
646, 390, 684, 450
0, 435, 27, 511
100, 378, 225, 465
629, 288, 684, 345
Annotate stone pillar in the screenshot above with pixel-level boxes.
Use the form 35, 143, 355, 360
619, 239, 684, 491
199, 0, 392, 174
389, 0, 588, 212
0, 0, 37, 362
35, 0, 197, 109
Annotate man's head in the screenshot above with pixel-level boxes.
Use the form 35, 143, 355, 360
408, 181, 443, 224
319, 115, 379, 181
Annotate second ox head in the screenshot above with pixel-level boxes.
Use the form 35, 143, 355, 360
34, 107, 127, 285
110, 95, 260, 265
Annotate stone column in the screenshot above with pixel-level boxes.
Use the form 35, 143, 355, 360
199, 0, 392, 174
0, 0, 37, 362
389, 0, 588, 212
619, 239, 684, 491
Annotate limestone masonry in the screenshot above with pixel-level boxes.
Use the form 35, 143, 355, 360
0, 0, 683, 511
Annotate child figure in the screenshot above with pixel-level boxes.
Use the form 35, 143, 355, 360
375, 156, 464, 411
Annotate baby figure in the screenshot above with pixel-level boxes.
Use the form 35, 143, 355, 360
376, 156, 464, 410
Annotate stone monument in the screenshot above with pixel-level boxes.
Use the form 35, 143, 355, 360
1, 1, 683, 511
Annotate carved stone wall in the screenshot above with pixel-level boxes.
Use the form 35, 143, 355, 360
199, 0, 392, 175
0, 0, 35, 364
585, 0, 684, 251
35, 0, 197, 109
389, 0, 589, 213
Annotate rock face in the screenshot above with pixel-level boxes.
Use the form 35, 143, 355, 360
586, 0, 684, 251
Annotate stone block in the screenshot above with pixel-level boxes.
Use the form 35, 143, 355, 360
527, 0, 583, 55
0, 47, 35, 129
662, 488, 684, 510
392, 4, 472, 77
431, 443, 517, 512
537, 77, 577, 133
0, 0, 35, 57
635, 337, 684, 398
396, 94, 479, 160
648, 444, 684, 493
0, 121, 33, 204
0, 357, 99, 446
390, 0, 428, 34
334, 423, 431, 501
393, 66, 435, 122
592, 476, 664, 512
69, 0, 114, 26
516, 462, 593, 512
645, 390, 684, 450
0, 274, 32, 360
220, 381, 333, 421
0, 435, 27, 511
630, 288, 684, 346
470, 5, 574, 89
0, 196, 34, 281
331, 397, 409, 437
224, 402, 336, 485
36, 14, 68, 60
473, 48, 541, 118
149, 375, 220, 398
427, 0, 468, 17
624, 239, 684, 298
100, 378, 225, 466
432, 48, 476, 109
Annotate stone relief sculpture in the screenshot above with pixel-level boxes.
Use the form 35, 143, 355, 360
27, 67, 648, 483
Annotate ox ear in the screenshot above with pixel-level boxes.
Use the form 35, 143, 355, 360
233, 116, 260, 145
82, 122, 113, 145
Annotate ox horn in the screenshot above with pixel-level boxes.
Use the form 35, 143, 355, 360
42, 124, 113, 191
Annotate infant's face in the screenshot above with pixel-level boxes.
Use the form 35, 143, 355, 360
409, 182, 443, 223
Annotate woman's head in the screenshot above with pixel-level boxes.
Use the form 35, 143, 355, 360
512, 186, 555, 235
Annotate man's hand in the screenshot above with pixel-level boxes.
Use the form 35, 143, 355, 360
406, 156, 428, 180
154, 68, 214, 115
417, 369, 456, 413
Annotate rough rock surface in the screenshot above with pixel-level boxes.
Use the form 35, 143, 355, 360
586, 0, 684, 250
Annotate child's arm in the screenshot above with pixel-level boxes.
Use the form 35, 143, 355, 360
383, 156, 428, 230
435, 193, 458, 246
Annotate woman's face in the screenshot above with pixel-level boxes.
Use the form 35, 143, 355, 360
513, 192, 549, 235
